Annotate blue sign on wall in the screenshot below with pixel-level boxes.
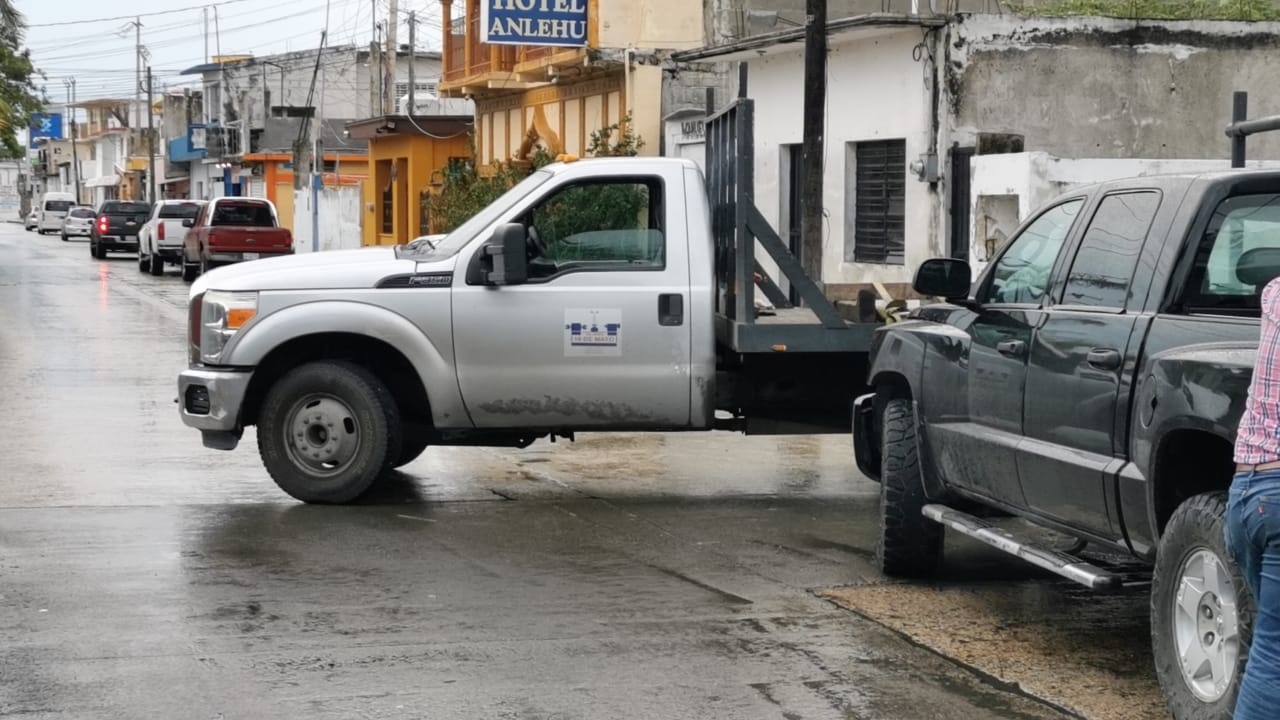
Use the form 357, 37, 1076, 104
29, 113, 63, 149
480, 0, 588, 47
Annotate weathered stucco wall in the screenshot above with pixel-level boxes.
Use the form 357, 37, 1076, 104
951, 15, 1280, 160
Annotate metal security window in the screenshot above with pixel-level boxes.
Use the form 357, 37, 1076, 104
847, 140, 906, 264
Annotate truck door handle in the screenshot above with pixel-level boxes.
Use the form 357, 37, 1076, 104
658, 293, 684, 326
1086, 348, 1122, 370
996, 339, 1026, 357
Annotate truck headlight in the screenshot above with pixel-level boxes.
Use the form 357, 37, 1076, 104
198, 290, 258, 364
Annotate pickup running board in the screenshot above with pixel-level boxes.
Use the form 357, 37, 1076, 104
922, 504, 1122, 591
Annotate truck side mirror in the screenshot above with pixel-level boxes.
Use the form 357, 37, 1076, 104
913, 258, 971, 300
182, 218, 195, 228
483, 223, 528, 286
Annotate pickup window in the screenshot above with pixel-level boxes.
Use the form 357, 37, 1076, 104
1060, 191, 1160, 309
211, 202, 274, 227
159, 203, 202, 220
983, 199, 1082, 305
1185, 193, 1280, 314
102, 202, 151, 214
526, 178, 664, 278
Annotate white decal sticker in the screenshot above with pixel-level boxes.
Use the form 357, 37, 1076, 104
564, 309, 622, 357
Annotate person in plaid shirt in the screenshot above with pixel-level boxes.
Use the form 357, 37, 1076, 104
1230, 277, 1280, 718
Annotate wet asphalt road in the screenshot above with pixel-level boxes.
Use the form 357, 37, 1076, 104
0, 224, 1077, 719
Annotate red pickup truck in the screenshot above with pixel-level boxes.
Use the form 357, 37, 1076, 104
181, 197, 293, 282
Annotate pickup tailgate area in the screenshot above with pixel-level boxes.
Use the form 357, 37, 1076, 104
206, 227, 293, 254
101, 205, 150, 237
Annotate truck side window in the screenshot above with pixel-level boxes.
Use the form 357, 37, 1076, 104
1060, 191, 1160, 309
981, 199, 1083, 305
525, 178, 664, 278
1184, 193, 1280, 314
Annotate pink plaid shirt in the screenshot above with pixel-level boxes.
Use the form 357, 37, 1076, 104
1236, 278, 1280, 464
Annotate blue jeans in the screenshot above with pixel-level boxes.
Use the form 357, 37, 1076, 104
1227, 468, 1280, 719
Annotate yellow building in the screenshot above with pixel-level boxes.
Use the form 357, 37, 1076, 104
346, 114, 473, 246
438, 0, 703, 164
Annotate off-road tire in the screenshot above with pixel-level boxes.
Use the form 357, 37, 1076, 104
148, 251, 164, 276
257, 360, 402, 504
875, 396, 943, 577
1152, 492, 1252, 720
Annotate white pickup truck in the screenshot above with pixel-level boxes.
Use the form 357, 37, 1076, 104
178, 154, 875, 502
138, 199, 206, 276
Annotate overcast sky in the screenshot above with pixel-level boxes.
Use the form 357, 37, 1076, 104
18, 0, 444, 107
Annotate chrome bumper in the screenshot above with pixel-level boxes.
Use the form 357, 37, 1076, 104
178, 366, 252, 435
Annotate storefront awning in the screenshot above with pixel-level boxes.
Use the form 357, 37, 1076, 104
84, 174, 120, 188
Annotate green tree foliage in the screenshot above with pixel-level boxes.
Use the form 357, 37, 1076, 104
0, 5, 44, 158
427, 114, 645, 235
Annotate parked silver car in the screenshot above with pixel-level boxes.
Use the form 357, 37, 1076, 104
60, 206, 95, 241
24, 209, 38, 231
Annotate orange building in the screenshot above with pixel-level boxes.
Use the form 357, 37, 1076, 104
437, 0, 702, 165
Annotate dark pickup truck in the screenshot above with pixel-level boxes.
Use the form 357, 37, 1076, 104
853, 170, 1280, 719
90, 200, 152, 259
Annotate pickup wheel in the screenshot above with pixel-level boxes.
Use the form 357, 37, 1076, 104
137, 248, 149, 272
148, 250, 164, 276
257, 360, 401, 504
391, 429, 430, 469
181, 254, 199, 282
1152, 492, 1251, 720
200, 256, 212, 276
875, 396, 943, 578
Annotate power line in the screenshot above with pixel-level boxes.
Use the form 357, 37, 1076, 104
28, 0, 257, 28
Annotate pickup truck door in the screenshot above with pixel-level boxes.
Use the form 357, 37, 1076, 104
450, 167, 692, 429
1019, 190, 1161, 537
924, 200, 1084, 506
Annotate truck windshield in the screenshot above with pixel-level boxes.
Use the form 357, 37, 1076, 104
400, 169, 552, 259
212, 202, 274, 227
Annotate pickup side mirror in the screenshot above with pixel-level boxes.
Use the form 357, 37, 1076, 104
182, 218, 195, 228
483, 223, 528, 286
913, 258, 972, 300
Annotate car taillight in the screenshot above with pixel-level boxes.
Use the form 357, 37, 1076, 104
157, 223, 165, 241
97, 216, 108, 234
208, 231, 216, 244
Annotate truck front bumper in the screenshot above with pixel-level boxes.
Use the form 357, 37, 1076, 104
178, 366, 253, 450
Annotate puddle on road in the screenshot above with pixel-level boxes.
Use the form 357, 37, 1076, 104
817, 582, 1166, 720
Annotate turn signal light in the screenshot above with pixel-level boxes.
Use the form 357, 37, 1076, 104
226, 308, 256, 329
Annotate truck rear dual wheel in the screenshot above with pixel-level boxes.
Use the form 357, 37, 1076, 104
257, 360, 403, 504
1152, 492, 1252, 720
875, 396, 943, 577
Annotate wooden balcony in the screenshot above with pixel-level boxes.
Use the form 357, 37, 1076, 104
438, 0, 595, 96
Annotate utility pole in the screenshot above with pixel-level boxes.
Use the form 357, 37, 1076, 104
407, 11, 416, 114
386, 0, 398, 114
800, 0, 827, 295
133, 17, 143, 133
147, 66, 157, 202
65, 78, 81, 204
203, 8, 209, 63
369, 0, 378, 115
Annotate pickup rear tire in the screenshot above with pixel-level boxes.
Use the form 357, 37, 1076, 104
148, 251, 164, 276
257, 360, 402, 504
1152, 491, 1251, 720
875, 396, 943, 578
181, 254, 198, 282
138, 249, 149, 271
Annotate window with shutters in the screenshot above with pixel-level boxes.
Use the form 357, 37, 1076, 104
845, 139, 906, 265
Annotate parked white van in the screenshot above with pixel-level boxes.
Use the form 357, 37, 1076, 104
37, 192, 77, 235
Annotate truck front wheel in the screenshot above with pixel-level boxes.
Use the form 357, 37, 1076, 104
1152, 492, 1252, 720
875, 396, 942, 577
257, 360, 402, 504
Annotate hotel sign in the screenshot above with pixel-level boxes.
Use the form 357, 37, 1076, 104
481, 0, 588, 47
